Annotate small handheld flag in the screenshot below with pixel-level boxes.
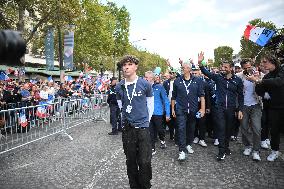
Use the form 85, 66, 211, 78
244, 25, 275, 47
0, 72, 9, 81
64, 75, 73, 82
47, 76, 53, 82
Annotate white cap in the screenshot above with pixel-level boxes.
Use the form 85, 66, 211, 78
234, 63, 241, 67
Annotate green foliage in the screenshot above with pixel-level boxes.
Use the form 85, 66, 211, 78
0, 0, 81, 43
125, 46, 167, 76
214, 46, 234, 67
74, 0, 116, 70
107, 2, 130, 57
0, 0, 166, 75
240, 18, 277, 62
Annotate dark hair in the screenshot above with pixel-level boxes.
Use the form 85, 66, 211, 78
261, 53, 279, 67
119, 55, 139, 66
110, 77, 117, 82
240, 58, 252, 67
222, 60, 234, 67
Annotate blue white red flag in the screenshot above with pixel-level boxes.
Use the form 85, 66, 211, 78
244, 25, 275, 46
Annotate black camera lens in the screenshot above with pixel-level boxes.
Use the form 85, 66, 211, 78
0, 30, 26, 66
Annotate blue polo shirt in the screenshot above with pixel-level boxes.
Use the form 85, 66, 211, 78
172, 75, 205, 113
116, 77, 153, 128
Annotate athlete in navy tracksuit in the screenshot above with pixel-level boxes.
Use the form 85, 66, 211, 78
107, 77, 121, 135
198, 52, 244, 161
171, 63, 205, 161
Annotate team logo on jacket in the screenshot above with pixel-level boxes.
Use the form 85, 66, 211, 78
137, 91, 142, 96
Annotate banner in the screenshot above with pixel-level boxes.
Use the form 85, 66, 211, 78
45, 28, 55, 70
64, 25, 75, 70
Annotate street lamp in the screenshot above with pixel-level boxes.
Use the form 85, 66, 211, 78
131, 38, 147, 51
56, 0, 64, 83
131, 38, 147, 43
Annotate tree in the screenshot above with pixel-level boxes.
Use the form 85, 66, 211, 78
240, 18, 277, 61
74, 0, 113, 69
105, 2, 130, 73
214, 46, 234, 66
125, 46, 167, 76
0, 0, 81, 44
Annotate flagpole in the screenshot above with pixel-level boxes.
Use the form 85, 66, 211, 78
254, 46, 265, 60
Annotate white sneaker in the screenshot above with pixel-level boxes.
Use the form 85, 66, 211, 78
243, 147, 252, 156
214, 139, 219, 146
186, 145, 194, 154
198, 140, 207, 147
252, 151, 261, 161
160, 141, 167, 149
178, 151, 186, 161
265, 139, 271, 146
267, 151, 279, 162
152, 149, 156, 155
261, 141, 269, 149
193, 137, 199, 144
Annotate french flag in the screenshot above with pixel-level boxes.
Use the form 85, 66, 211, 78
19, 112, 28, 127
96, 78, 104, 91
244, 25, 275, 47
64, 75, 73, 82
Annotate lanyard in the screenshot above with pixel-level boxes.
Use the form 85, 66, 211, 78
125, 77, 138, 105
182, 79, 192, 94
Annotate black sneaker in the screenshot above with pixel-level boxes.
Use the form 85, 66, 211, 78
217, 153, 226, 161
225, 149, 231, 155
108, 132, 118, 135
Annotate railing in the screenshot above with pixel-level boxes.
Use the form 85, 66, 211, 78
0, 94, 109, 154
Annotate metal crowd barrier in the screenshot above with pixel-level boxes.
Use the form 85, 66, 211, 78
0, 95, 109, 154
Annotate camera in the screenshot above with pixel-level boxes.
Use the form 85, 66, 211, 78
0, 30, 26, 66
243, 70, 253, 76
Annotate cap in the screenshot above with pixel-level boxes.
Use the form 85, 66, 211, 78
234, 63, 241, 68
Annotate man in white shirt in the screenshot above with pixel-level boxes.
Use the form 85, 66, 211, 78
237, 59, 264, 161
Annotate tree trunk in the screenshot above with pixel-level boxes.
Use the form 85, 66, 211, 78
17, 3, 25, 32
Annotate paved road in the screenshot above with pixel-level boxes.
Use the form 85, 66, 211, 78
0, 118, 283, 189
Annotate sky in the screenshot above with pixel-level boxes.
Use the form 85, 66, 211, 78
109, 0, 284, 67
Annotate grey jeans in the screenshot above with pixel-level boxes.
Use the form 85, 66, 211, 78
241, 104, 262, 151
